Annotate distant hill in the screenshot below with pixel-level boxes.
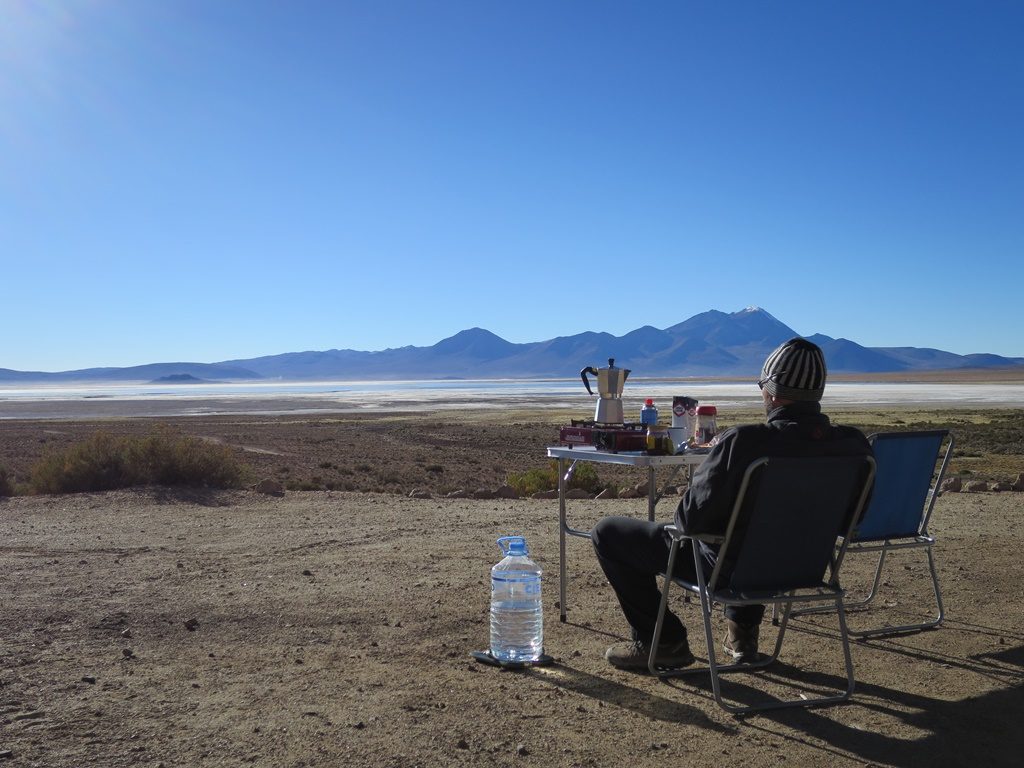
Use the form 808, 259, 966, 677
0, 362, 260, 384
2, 307, 1022, 382
150, 374, 220, 384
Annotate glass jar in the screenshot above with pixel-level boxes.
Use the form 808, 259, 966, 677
695, 405, 718, 444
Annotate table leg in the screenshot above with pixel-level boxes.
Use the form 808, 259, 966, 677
647, 466, 656, 522
558, 457, 568, 622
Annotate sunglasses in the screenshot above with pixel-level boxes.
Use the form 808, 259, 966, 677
757, 371, 786, 390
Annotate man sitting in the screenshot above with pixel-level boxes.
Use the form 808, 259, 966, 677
592, 337, 872, 670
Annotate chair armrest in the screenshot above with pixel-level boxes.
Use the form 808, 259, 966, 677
663, 524, 724, 545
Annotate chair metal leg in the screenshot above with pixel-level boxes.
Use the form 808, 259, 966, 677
648, 537, 683, 676
653, 544, 857, 714
848, 545, 944, 638
711, 595, 855, 715
781, 546, 887, 626
844, 546, 888, 610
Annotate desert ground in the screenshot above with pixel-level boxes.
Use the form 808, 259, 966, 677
2, 400, 1023, 767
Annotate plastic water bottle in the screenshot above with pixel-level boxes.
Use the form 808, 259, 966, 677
490, 536, 543, 662
640, 398, 658, 425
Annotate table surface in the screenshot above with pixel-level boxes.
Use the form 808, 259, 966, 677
546, 445, 708, 467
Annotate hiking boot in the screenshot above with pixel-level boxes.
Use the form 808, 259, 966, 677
605, 638, 695, 671
723, 620, 760, 663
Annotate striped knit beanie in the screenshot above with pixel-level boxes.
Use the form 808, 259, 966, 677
760, 338, 827, 402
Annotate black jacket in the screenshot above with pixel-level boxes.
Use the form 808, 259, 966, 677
675, 402, 872, 567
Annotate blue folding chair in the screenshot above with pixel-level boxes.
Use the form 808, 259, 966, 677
840, 430, 954, 637
649, 454, 876, 715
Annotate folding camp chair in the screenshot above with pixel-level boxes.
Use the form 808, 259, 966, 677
837, 430, 954, 637
649, 454, 875, 715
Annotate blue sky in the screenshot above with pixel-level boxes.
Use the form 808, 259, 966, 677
1, 1, 1022, 371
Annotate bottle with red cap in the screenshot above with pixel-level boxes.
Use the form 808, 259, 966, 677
640, 398, 658, 426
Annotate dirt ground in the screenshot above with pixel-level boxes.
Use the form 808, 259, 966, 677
2, 404, 1024, 767
3, 456, 1024, 767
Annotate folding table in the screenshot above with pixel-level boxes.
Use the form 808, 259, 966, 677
546, 446, 707, 622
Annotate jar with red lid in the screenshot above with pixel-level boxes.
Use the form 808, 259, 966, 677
695, 405, 718, 444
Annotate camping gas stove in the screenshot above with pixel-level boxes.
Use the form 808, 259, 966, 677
558, 420, 648, 453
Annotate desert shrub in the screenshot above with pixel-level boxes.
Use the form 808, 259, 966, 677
507, 467, 556, 496
132, 426, 248, 488
29, 426, 249, 494
0, 467, 13, 497
30, 432, 138, 493
507, 460, 603, 496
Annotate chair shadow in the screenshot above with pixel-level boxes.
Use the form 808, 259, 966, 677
522, 662, 732, 732
694, 616, 1024, 766
785, 615, 1024, 687
743, 663, 1024, 767
554, 612, 1024, 764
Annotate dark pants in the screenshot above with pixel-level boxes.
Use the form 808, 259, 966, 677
591, 516, 765, 644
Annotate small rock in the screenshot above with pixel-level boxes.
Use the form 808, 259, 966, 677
1012, 473, 1024, 492
456, 739, 469, 750
81, 675, 96, 684
990, 481, 1012, 492
0, 750, 12, 760
183, 618, 200, 632
940, 477, 962, 493
120, 629, 132, 639
302, 569, 313, 576
408, 489, 432, 499
496, 485, 519, 499
595, 488, 617, 500
121, 648, 134, 658
446, 489, 471, 499
254, 478, 285, 496
964, 480, 989, 493
472, 488, 495, 500
516, 744, 529, 756
619, 487, 640, 499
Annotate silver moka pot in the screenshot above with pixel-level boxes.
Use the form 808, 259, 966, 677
580, 358, 631, 425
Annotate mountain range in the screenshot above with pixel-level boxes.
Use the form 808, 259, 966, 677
2, 307, 1022, 383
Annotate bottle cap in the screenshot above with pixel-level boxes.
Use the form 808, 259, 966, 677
497, 536, 528, 556
696, 405, 717, 415
645, 398, 654, 406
